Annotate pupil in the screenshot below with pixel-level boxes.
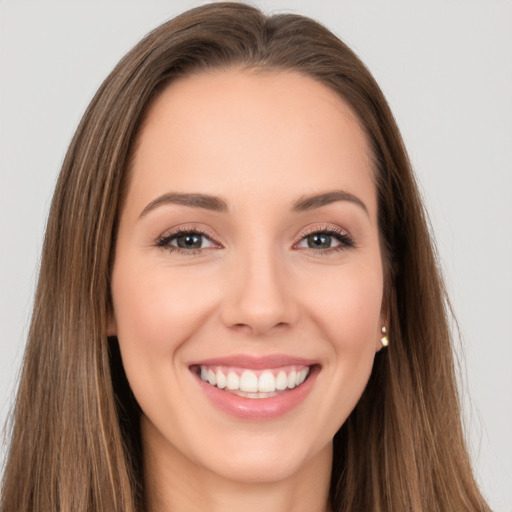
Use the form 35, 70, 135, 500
307, 233, 331, 249
177, 234, 202, 249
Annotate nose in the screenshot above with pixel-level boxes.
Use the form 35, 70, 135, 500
219, 246, 299, 336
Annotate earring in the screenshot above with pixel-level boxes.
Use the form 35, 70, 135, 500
380, 326, 389, 347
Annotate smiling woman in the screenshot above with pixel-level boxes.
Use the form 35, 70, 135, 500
110, 70, 385, 498
0, 3, 491, 512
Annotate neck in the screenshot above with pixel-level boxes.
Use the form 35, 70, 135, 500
142, 421, 332, 512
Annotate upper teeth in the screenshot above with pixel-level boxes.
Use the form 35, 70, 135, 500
199, 366, 310, 393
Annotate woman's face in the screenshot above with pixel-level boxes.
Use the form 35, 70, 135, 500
110, 69, 385, 484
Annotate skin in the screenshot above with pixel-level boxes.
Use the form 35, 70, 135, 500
110, 68, 387, 512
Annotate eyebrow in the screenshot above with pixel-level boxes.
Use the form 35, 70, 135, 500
292, 190, 368, 215
139, 192, 229, 217
139, 189, 368, 218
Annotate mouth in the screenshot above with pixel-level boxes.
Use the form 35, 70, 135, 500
189, 356, 319, 420
192, 364, 311, 399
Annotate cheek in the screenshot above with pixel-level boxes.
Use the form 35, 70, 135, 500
306, 262, 383, 410
111, 259, 219, 355
109, 258, 223, 426
317, 269, 382, 417
305, 262, 383, 348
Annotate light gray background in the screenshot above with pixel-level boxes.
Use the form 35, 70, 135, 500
1, 1, 511, 510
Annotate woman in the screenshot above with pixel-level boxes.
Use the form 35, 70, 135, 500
1, 3, 491, 511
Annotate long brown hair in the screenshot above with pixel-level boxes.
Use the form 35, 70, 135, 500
1, 3, 490, 511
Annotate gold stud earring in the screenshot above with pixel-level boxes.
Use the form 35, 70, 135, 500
380, 326, 389, 348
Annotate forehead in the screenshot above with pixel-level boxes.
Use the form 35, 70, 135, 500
127, 68, 376, 216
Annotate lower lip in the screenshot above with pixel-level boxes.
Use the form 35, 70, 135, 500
193, 366, 319, 420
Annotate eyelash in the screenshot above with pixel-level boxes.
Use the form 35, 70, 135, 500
155, 225, 354, 255
156, 227, 220, 255
294, 225, 355, 254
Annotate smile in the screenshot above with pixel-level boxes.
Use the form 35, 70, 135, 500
198, 365, 310, 398
190, 356, 319, 420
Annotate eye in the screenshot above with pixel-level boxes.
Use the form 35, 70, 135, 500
156, 228, 219, 253
171, 232, 212, 249
300, 233, 338, 249
295, 227, 354, 252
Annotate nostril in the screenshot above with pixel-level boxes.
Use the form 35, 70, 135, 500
228, 320, 291, 336
231, 323, 254, 334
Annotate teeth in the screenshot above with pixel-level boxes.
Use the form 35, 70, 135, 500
199, 365, 310, 396
226, 371, 239, 390
297, 368, 308, 385
240, 370, 258, 392
258, 371, 275, 392
275, 371, 288, 390
216, 370, 226, 389
287, 370, 297, 389
207, 369, 217, 386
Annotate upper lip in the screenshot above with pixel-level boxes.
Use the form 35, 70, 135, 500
189, 354, 318, 370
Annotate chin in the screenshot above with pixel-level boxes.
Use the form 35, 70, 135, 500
202, 443, 326, 484
186, 424, 334, 485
